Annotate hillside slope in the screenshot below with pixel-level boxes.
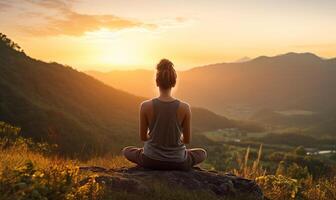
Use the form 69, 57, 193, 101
177, 52, 336, 115
87, 53, 336, 117
0, 35, 142, 155
0, 34, 256, 156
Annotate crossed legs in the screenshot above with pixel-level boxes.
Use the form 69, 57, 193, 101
122, 146, 207, 168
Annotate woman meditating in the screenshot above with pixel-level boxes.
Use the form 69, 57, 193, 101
122, 59, 207, 170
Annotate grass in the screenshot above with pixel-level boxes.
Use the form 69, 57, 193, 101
82, 155, 132, 169
2, 144, 336, 200
1, 122, 336, 200
233, 144, 336, 200
0, 145, 228, 200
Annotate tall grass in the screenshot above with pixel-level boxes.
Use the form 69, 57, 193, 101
1, 121, 335, 200
0, 144, 225, 200
1, 143, 336, 200
233, 145, 266, 179
233, 144, 336, 200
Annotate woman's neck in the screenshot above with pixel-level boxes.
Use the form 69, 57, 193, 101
158, 89, 175, 101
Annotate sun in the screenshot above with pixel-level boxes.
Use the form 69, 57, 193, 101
84, 28, 150, 68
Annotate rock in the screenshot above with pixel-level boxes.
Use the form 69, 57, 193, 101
79, 166, 264, 199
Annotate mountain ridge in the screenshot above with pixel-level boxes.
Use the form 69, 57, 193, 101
86, 51, 336, 138
0, 33, 258, 157
188, 52, 327, 72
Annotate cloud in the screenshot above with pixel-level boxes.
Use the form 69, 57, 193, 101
18, 0, 157, 36
0, 1, 12, 12
23, 11, 157, 36
24, 0, 75, 11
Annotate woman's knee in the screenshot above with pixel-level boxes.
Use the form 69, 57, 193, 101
122, 146, 143, 165
189, 148, 207, 164
192, 148, 207, 155
122, 146, 136, 158
198, 148, 207, 161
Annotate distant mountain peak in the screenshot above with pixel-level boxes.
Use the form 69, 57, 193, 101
251, 52, 323, 64
234, 56, 252, 63
279, 52, 321, 59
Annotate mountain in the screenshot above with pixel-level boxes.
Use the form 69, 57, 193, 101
251, 108, 336, 136
234, 56, 252, 63
87, 52, 336, 119
0, 35, 142, 156
0, 34, 256, 157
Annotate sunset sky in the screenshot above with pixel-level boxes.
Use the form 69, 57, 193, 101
1, 0, 336, 71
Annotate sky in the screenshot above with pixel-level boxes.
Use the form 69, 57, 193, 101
1, 0, 336, 71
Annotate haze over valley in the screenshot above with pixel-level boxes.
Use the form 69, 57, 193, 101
87, 52, 336, 138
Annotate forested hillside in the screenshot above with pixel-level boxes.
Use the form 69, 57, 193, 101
0, 33, 258, 157
0, 34, 143, 156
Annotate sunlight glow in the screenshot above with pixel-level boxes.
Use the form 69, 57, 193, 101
2, 0, 336, 71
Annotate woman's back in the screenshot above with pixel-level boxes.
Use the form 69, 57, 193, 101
122, 58, 206, 170
143, 98, 187, 162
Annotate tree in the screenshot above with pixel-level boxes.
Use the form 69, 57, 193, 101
0, 33, 23, 52
294, 146, 307, 156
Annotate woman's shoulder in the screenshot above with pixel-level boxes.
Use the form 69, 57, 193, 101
140, 99, 153, 107
140, 99, 156, 112
177, 100, 191, 112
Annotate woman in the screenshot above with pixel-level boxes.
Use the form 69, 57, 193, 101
122, 59, 207, 170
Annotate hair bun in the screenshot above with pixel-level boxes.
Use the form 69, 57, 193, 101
156, 59, 174, 71
156, 59, 177, 90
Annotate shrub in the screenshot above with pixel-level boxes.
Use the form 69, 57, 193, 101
0, 160, 104, 200
301, 177, 336, 200
0, 121, 57, 155
256, 175, 299, 200
268, 152, 285, 162
276, 161, 310, 180
294, 146, 307, 156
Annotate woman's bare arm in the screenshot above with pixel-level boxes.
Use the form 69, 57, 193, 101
139, 102, 149, 141
182, 104, 191, 144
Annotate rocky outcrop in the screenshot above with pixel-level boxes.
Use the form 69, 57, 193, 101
79, 166, 264, 200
